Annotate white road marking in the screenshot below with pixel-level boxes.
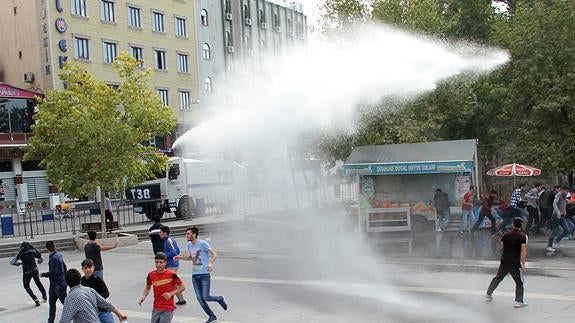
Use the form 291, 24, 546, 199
122, 309, 238, 323
178, 274, 575, 302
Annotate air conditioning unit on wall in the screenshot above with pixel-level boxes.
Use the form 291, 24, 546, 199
261, 22, 267, 29
225, 13, 233, 20
24, 72, 35, 83
245, 18, 252, 26
227, 46, 235, 53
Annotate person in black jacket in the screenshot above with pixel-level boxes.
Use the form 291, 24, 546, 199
81, 258, 115, 323
11, 241, 47, 306
149, 215, 164, 254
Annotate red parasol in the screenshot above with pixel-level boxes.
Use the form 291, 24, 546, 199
486, 163, 542, 177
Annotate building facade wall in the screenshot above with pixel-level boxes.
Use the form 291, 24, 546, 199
0, 0, 44, 93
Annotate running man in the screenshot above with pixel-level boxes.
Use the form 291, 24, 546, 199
485, 217, 528, 308
139, 252, 185, 323
11, 241, 47, 306
175, 227, 227, 323
41, 241, 67, 323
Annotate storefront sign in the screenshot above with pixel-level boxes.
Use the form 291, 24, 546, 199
343, 161, 474, 176
0, 84, 37, 99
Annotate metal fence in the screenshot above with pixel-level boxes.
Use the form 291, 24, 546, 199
0, 182, 358, 238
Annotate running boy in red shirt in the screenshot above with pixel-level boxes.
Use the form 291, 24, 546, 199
139, 252, 185, 323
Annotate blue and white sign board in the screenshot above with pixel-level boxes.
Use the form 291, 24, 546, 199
343, 161, 473, 176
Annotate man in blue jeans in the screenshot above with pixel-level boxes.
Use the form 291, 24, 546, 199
176, 227, 227, 323
41, 241, 67, 323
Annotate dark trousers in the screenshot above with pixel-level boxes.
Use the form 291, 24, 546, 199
22, 268, 46, 301
105, 209, 114, 222
487, 265, 524, 302
152, 241, 165, 255
47, 283, 67, 323
471, 213, 496, 235
539, 208, 552, 230
525, 205, 540, 234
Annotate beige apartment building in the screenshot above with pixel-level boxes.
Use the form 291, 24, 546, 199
0, 0, 306, 201
1, 0, 200, 149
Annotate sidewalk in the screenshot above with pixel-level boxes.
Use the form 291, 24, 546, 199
0, 212, 245, 247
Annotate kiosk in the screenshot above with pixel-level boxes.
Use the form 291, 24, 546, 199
343, 139, 480, 232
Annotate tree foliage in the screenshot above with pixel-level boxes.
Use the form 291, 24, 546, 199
314, 0, 575, 181
26, 52, 176, 198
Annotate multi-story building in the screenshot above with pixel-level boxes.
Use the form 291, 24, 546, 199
193, 0, 307, 111
0, 0, 306, 200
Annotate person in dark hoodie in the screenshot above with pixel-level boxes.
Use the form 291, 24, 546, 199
11, 241, 47, 306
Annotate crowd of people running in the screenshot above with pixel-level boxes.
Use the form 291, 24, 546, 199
10, 220, 227, 323
448, 183, 575, 252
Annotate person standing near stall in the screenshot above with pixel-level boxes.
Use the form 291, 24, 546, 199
459, 185, 476, 233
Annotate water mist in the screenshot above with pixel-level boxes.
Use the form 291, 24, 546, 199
174, 23, 508, 322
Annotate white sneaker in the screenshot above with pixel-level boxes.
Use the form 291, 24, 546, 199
552, 242, 560, 249
546, 246, 556, 252
514, 301, 528, 308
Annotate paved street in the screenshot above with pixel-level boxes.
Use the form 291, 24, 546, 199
1, 210, 574, 323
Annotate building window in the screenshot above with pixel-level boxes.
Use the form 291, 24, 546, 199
179, 91, 191, 110
258, 9, 265, 25
0, 98, 35, 133
200, 9, 208, 26
177, 53, 188, 73
202, 43, 210, 60
243, 3, 250, 19
128, 6, 141, 28
204, 77, 212, 94
175, 17, 187, 37
157, 89, 169, 106
100, 0, 115, 23
225, 31, 232, 46
73, 36, 90, 60
130, 45, 144, 67
72, 0, 87, 17
273, 13, 279, 30
152, 11, 165, 32
224, 0, 231, 14
103, 41, 117, 63
154, 49, 167, 70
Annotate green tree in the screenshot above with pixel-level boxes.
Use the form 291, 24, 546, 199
317, 0, 370, 37
501, 0, 575, 174
26, 52, 176, 235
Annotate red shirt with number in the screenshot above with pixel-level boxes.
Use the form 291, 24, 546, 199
146, 269, 182, 311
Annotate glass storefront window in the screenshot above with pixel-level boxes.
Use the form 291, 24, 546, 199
0, 98, 35, 133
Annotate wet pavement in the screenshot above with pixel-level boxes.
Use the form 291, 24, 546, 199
1, 208, 574, 323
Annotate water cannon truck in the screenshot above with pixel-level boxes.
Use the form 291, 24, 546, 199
124, 155, 248, 219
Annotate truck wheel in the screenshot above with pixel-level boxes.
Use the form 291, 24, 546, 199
177, 195, 195, 218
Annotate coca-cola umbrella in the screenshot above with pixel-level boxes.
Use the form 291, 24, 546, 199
486, 163, 542, 177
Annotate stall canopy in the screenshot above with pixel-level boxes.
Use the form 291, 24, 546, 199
342, 139, 478, 176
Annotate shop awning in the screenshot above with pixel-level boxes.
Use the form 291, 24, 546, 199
343, 139, 477, 176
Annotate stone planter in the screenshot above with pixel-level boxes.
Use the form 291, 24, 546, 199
74, 232, 138, 250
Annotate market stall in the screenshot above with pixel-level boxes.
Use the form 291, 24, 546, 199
343, 139, 480, 232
